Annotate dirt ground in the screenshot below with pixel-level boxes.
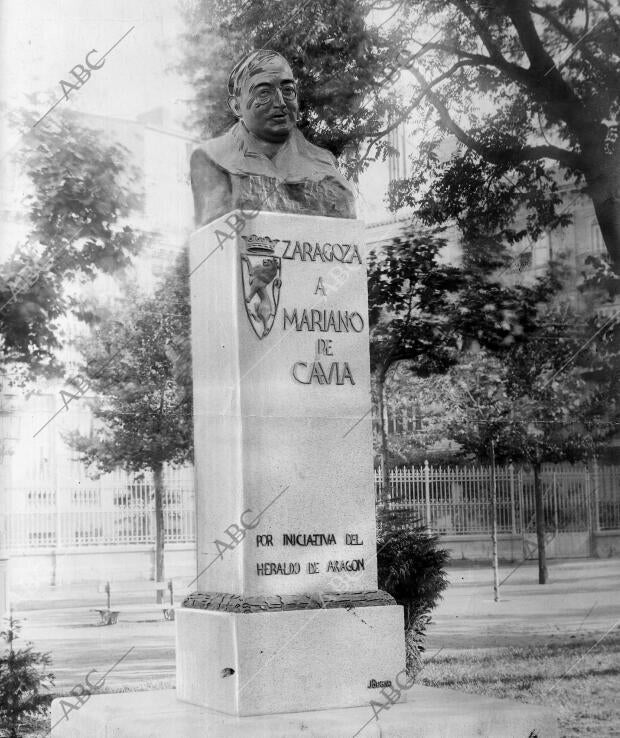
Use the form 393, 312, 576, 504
426, 558, 620, 652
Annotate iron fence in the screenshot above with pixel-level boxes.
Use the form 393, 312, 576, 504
3, 465, 195, 552
375, 461, 619, 534
2, 461, 618, 553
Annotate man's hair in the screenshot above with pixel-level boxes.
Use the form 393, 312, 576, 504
227, 50, 291, 97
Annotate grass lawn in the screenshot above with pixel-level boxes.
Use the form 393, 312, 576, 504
419, 630, 620, 737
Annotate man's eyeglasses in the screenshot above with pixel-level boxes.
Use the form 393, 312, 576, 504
254, 85, 297, 104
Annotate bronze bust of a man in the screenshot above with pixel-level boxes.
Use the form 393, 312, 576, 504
190, 49, 356, 225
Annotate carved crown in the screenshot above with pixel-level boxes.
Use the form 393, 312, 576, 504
241, 234, 279, 253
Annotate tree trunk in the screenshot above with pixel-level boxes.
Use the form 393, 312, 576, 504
377, 369, 390, 505
153, 463, 165, 603
490, 442, 500, 602
533, 462, 548, 585
584, 161, 620, 274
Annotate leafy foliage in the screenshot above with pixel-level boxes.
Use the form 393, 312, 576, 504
0, 616, 54, 738
64, 252, 192, 592
65, 250, 192, 474
367, 224, 561, 495
437, 301, 619, 584
372, 369, 459, 463
0, 110, 145, 376
377, 510, 450, 672
368, 226, 560, 376
377, 512, 450, 623
385, 1, 620, 272
368, 230, 464, 380
444, 305, 619, 466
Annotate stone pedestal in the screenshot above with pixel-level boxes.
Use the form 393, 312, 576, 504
176, 604, 404, 715
188, 211, 377, 597
180, 211, 402, 716
51, 687, 560, 737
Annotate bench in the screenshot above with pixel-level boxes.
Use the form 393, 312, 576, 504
92, 580, 175, 625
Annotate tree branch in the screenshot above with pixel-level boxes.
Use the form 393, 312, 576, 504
493, 2, 594, 139
450, 0, 507, 62
358, 59, 483, 168
409, 40, 495, 67
530, 3, 583, 44
506, 0, 560, 71
410, 66, 582, 169
590, 0, 620, 36
530, 3, 620, 80
409, 40, 540, 91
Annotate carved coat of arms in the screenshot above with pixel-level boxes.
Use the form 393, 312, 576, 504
240, 235, 282, 339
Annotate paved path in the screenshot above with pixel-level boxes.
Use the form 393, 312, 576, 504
426, 558, 620, 651
10, 558, 620, 692
14, 606, 176, 692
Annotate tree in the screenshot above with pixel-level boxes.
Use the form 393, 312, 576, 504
178, 2, 620, 269
368, 229, 463, 500
372, 369, 460, 464
65, 253, 192, 597
367, 224, 559, 501
0, 615, 54, 738
384, 1, 620, 273
0, 110, 145, 377
443, 304, 619, 584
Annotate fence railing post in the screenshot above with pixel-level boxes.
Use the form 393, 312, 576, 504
424, 460, 431, 529
582, 462, 591, 541
509, 463, 516, 535
517, 465, 526, 558
552, 469, 559, 534
54, 488, 62, 552
592, 458, 601, 533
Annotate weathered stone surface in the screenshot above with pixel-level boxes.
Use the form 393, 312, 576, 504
51, 686, 560, 737
176, 605, 405, 715
189, 212, 376, 597
182, 589, 396, 612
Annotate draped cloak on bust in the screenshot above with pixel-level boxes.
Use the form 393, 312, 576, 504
190, 122, 356, 225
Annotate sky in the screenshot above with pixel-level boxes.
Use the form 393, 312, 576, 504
0, 0, 192, 136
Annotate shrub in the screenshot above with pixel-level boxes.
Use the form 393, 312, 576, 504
377, 510, 450, 674
0, 615, 54, 738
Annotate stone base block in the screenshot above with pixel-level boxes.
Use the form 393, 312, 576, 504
51, 686, 559, 737
176, 604, 405, 715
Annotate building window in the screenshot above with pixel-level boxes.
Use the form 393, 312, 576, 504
387, 124, 408, 184
591, 220, 604, 253
414, 403, 422, 432
533, 238, 548, 267
514, 249, 532, 272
